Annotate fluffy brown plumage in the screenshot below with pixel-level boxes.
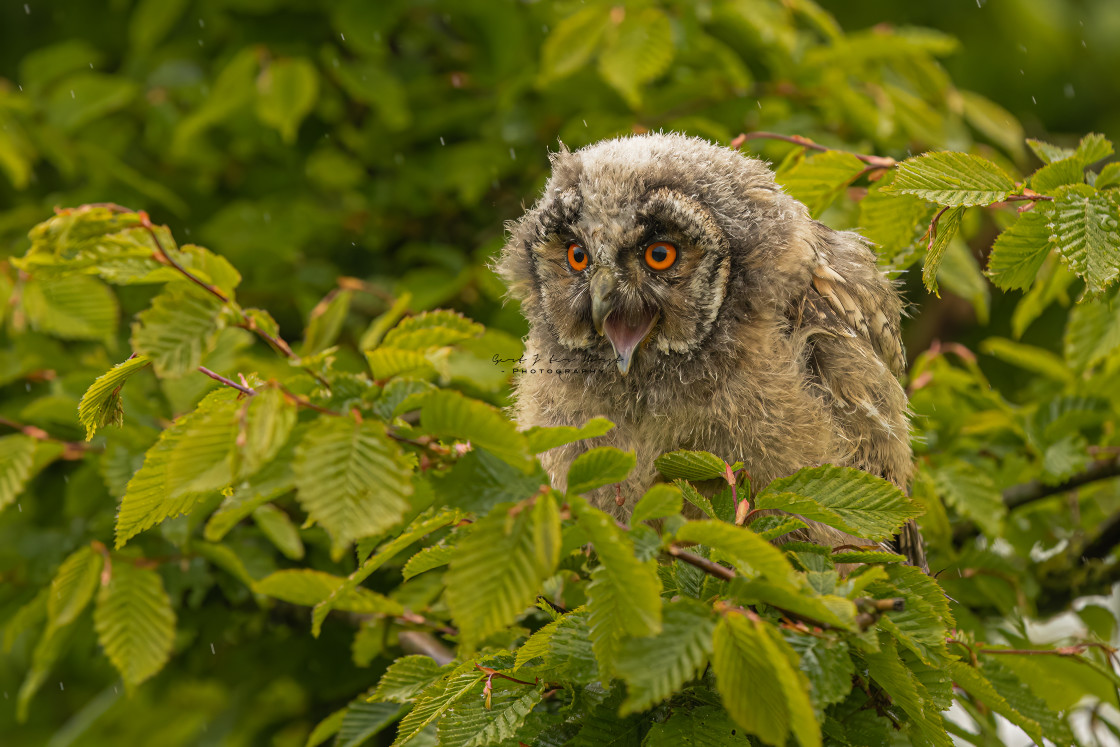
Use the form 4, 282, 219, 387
496, 132, 925, 570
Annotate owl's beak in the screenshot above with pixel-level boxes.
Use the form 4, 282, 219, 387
590, 270, 656, 376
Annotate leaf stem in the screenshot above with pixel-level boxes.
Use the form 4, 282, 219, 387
732, 131, 897, 169
197, 366, 257, 396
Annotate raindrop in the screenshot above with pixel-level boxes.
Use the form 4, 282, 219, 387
198, 39, 204, 46
18, 85, 22, 91
185, 228, 191, 236
25, 382, 31, 391
440, 137, 445, 145
3, 692, 7, 699
583, 119, 587, 127
1082, 40, 1087, 48
17, 504, 21, 512
757, 100, 762, 109
332, 58, 339, 68
60, 682, 64, 691
509, 148, 516, 160
374, 32, 381, 42
1019, 44, 1027, 53
1031, 96, 1037, 105
199, 18, 204, 27
210, 643, 215, 654
24, 4, 30, 14
263, 212, 271, 223
113, 686, 118, 694
1065, 83, 1076, 98
340, 32, 346, 41
63, 475, 69, 483
1019, 69, 1025, 75
70, 90, 75, 99
89, 62, 93, 68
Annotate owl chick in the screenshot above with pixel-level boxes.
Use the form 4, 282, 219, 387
496, 132, 925, 570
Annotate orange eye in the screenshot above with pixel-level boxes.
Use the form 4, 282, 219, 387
644, 241, 677, 270
567, 242, 589, 271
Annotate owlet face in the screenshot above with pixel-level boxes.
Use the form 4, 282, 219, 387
498, 133, 815, 376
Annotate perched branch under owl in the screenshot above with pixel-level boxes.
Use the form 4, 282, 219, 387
496, 132, 927, 571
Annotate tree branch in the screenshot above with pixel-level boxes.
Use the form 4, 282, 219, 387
1004, 459, 1120, 511
731, 131, 897, 169
0, 415, 97, 457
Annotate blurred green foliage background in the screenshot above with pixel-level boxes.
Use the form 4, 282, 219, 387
2, 0, 1118, 744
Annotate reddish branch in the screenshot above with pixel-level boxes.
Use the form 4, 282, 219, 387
0, 415, 96, 457
732, 131, 897, 169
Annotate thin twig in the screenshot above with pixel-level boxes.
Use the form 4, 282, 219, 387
197, 366, 257, 396
732, 131, 897, 169
0, 415, 97, 456
666, 544, 735, 581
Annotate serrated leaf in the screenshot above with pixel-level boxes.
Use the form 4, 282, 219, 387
48, 545, 102, 628
566, 446, 635, 494
1096, 162, 1120, 189
1064, 290, 1120, 370
676, 479, 715, 518
644, 705, 752, 746
616, 598, 716, 714
713, 613, 821, 747
632, 483, 683, 524
513, 615, 563, 671
979, 337, 1072, 384
777, 150, 866, 218
336, 700, 406, 747
358, 292, 412, 351
986, 208, 1054, 291
1027, 139, 1074, 165
0, 434, 37, 512
402, 543, 454, 580
115, 389, 243, 547
252, 504, 304, 560
445, 493, 560, 650
675, 520, 794, 582
312, 508, 463, 635
437, 681, 542, 747
165, 396, 240, 495
524, 416, 615, 453
922, 206, 963, 293
859, 176, 935, 264
787, 634, 854, 710
301, 288, 351, 356
1049, 184, 1120, 294
757, 466, 921, 541
385, 310, 483, 343
203, 453, 296, 541
391, 670, 486, 747
93, 561, 175, 690
239, 387, 297, 477
253, 569, 403, 614
77, 356, 152, 440
571, 496, 662, 676
889, 152, 1015, 206
863, 637, 952, 747
980, 658, 1073, 744
1074, 132, 1114, 167
655, 450, 728, 481
1030, 157, 1085, 194
255, 57, 318, 143
597, 8, 673, 108
293, 416, 413, 551
931, 458, 1004, 537
365, 346, 434, 381
539, 6, 610, 83
22, 274, 119, 342
951, 661, 1044, 745
568, 684, 643, 747
753, 515, 811, 541
306, 707, 346, 747
373, 655, 453, 703
421, 389, 532, 472
131, 282, 224, 377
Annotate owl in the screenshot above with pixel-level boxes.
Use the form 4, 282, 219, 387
495, 132, 925, 571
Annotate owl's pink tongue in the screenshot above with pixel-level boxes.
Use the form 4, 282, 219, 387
603, 311, 656, 375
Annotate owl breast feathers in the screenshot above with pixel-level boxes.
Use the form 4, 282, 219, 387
496, 132, 923, 569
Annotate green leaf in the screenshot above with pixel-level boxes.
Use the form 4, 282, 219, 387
445, 493, 561, 650
674, 520, 795, 581
115, 389, 243, 547
566, 446, 635, 494
253, 569, 403, 614
45, 72, 138, 132
959, 91, 1024, 159
541, 610, 600, 684
1027, 139, 1074, 164
391, 670, 486, 747
539, 6, 611, 83
732, 578, 857, 630
777, 150, 866, 218
437, 681, 542, 747
571, 496, 662, 676
402, 543, 455, 580
931, 458, 1004, 537
93, 561, 176, 690
787, 634, 854, 710
164, 396, 240, 495
713, 613, 821, 747
1064, 290, 1120, 370
0, 434, 37, 512
252, 504, 304, 560
336, 701, 406, 747
1049, 184, 1120, 294
300, 289, 351, 356
986, 208, 1054, 291
1073, 132, 1115, 167
937, 238, 990, 324
421, 389, 532, 472
980, 658, 1073, 745
1096, 162, 1120, 189
632, 483, 683, 524
756, 466, 922, 541
77, 356, 152, 440
888, 152, 1016, 206
654, 450, 728, 481
1030, 157, 1085, 194
597, 7, 674, 108
239, 387, 297, 477
16, 617, 74, 722
382, 309, 484, 351
203, 453, 296, 542
293, 416, 413, 551
922, 206, 963, 293
305, 707, 346, 747
524, 417, 615, 453
979, 337, 1072, 384
48, 545, 103, 628
863, 637, 951, 746
255, 57, 319, 144
950, 661, 1045, 745
373, 655, 453, 703
131, 282, 224, 377
358, 292, 413, 351
675, 479, 716, 518
644, 705, 752, 746
859, 176, 935, 265
615, 598, 716, 714
22, 275, 119, 342
128, 0, 188, 54
365, 347, 435, 380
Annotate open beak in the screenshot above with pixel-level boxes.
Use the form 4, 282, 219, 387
590, 270, 657, 376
